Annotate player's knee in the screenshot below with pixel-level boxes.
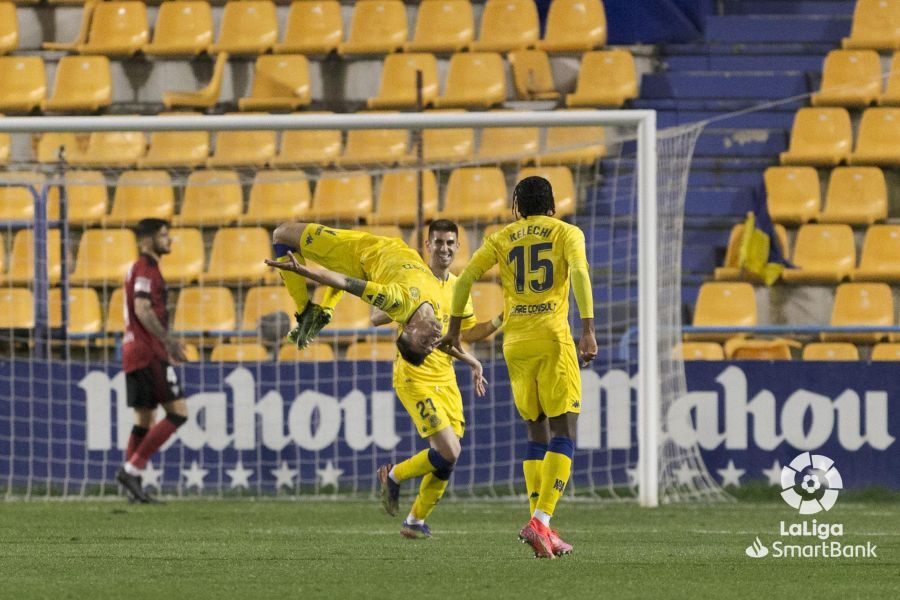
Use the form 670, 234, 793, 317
165, 412, 188, 428
547, 436, 575, 459
428, 447, 456, 481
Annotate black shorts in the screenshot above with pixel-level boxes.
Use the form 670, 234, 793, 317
126, 360, 182, 409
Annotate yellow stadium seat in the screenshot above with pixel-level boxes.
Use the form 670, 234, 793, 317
478, 123, 539, 163
878, 51, 900, 105
0, 232, 5, 282
404, 0, 473, 53
819, 166, 887, 225
433, 52, 506, 109
687, 282, 757, 341
144, 1, 212, 57
537, 0, 607, 52
782, 224, 855, 284
210, 0, 277, 55
48, 170, 108, 226
139, 113, 210, 168
77, 1, 148, 56
105, 287, 125, 335
566, 50, 637, 107
8, 229, 62, 285
104, 170, 174, 225
508, 50, 559, 101
36, 132, 83, 164
337, 127, 410, 166
849, 107, 900, 166
345, 341, 396, 361
540, 123, 606, 165
177, 170, 243, 227
159, 227, 204, 284
203, 227, 270, 284
238, 55, 311, 112
370, 170, 438, 225
173, 286, 236, 334
677, 342, 724, 361
0, 288, 33, 328
0, 2, 18, 55
469, 281, 504, 325
854, 225, 900, 282
274, 0, 342, 55
763, 166, 820, 225
422, 121, 474, 163
811, 50, 881, 107
314, 287, 371, 342
780, 107, 852, 166
723, 338, 796, 361
310, 172, 373, 222
441, 167, 508, 222
822, 282, 892, 343
70, 229, 138, 286
870, 343, 900, 360
714, 222, 789, 282
517, 167, 576, 217
0, 56, 45, 112
802, 342, 859, 361
42, 0, 94, 52
0, 171, 43, 221
278, 341, 336, 361
271, 118, 341, 167
367, 53, 439, 110
69, 130, 146, 168
49, 287, 102, 334
41, 55, 111, 113
162, 52, 228, 110
420, 224, 471, 275
241, 285, 296, 331
242, 170, 311, 225
0, 129, 7, 164
207, 118, 277, 167
470, 0, 538, 52
210, 342, 269, 362
338, 0, 407, 55
842, 0, 900, 49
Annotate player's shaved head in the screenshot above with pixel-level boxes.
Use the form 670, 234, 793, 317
396, 330, 431, 366
513, 176, 555, 219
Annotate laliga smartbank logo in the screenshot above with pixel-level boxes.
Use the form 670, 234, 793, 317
744, 452, 878, 559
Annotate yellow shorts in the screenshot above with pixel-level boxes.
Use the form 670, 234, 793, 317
396, 382, 465, 439
503, 339, 582, 421
297, 223, 369, 279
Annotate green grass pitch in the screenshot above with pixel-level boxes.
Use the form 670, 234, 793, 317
1, 498, 897, 599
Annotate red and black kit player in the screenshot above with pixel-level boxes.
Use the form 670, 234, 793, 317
116, 218, 189, 503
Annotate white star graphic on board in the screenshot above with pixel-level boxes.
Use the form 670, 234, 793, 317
142, 461, 162, 490
271, 461, 298, 490
625, 467, 639, 488
182, 460, 208, 490
717, 460, 745, 488
316, 460, 344, 488
226, 460, 254, 490
761, 459, 783, 487
673, 463, 700, 486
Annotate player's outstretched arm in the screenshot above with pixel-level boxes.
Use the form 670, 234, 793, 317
265, 251, 369, 297
461, 313, 503, 343
440, 344, 488, 397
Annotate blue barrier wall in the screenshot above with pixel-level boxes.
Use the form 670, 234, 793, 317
605, 0, 712, 44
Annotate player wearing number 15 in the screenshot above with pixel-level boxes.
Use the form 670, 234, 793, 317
442, 176, 598, 559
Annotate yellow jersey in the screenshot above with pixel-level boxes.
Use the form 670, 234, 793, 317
454, 215, 590, 344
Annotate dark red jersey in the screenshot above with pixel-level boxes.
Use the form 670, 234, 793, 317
122, 254, 169, 372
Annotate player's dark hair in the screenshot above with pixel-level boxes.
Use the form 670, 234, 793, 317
396, 331, 429, 367
428, 219, 458, 238
134, 218, 170, 240
513, 176, 555, 218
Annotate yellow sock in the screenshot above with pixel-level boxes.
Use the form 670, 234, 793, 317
535, 451, 572, 517
392, 449, 434, 482
276, 255, 309, 314
410, 473, 449, 521
319, 286, 344, 310
523, 459, 543, 516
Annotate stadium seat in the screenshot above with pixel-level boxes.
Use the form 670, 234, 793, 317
210, 343, 269, 362
310, 172, 373, 222
240, 285, 297, 331
337, 126, 410, 166
470, 0, 538, 52
46, 170, 107, 227
517, 167, 576, 217
687, 282, 757, 341
782, 224, 855, 284
162, 52, 228, 110
104, 170, 175, 225
173, 286, 236, 335
0, 232, 6, 282
469, 281, 504, 326
842, 0, 900, 49
723, 338, 796, 360
420, 224, 471, 274
714, 222, 789, 282
177, 170, 243, 227
854, 225, 900, 282
203, 227, 270, 284
8, 229, 62, 285
49, 287, 102, 335
238, 55, 311, 112
0, 128, 7, 164
210, 1, 277, 55
338, 0, 407, 55
41, 55, 112, 113
819, 166, 887, 225
822, 282, 893, 343
433, 52, 506, 109
0, 2, 18, 55
42, 1, 94, 52
441, 167, 508, 222
36, 132, 83, 164
367, 53, 439, 110
0, 171, 43, 222
144, 1, 212, 57
537, 0, 607, 52
404, 0, 473, 53
370, 170, 438, 225
870, 343, 900, 360
811, 50, 881, 107
566, 50, 637, 108
105, 287, 125, 335
139, 113, 210, 168
271, 115, 341, 166
540, 122, 606, 165
676, 342, 724, 361
70, 229, 138, 286
207, 116, 277, 167
422, 118, 474, 163
0, 288, 33, 329
878, 51, 900, 106
69, 130, 146, 168
159, 227, 204, 284
77, 1, 148, 56
345, 341, 396, 360
477, 123, 539, 163
763, 166, 820, 225
508, 50, 559, 101
278, 341, 336, 361
314, 288, 371, 342
849, 107, 900, 165
0, 56, 45, 112
802, 342, 859, 361
780, 108, 852, 166
242, 170, 311, 225
274, 0, 343, 55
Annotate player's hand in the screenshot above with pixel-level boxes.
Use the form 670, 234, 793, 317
468, 357, 488, 397
166, 337, 188, 365
578, 330, 598, 367
264, 251, 309, 276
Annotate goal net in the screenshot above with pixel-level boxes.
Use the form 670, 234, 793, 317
0, 111, 723, 504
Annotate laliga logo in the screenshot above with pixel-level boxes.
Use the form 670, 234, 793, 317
780, 452, 843, 515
